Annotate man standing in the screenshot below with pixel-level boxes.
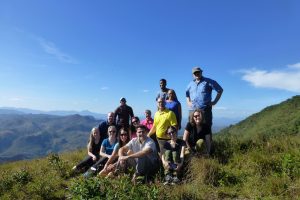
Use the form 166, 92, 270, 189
118, 125, 159, 183
186, 66, 223, 136
98, 112, 115, 145
148, 98, 177, 155
114, 97, 134, 129
156, 79, 170, 101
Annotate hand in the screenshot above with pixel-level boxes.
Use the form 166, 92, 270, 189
163, 162, 171, 169
119, 155, 129, 161
92, 155, 97, 161
107, 164, 115, 171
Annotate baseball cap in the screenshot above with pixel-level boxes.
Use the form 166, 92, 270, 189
120, 97, 126, 102
192, 67, 203, 74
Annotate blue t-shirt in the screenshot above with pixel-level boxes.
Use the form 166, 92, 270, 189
165, 101, 181, 124
186, 77, 223, 109
101, 138, 117, 155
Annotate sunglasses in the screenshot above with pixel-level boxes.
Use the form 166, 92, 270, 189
193, 72, 201, 75
132, 121, 138, 123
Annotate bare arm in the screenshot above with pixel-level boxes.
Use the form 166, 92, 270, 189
119, 147, 152, 161
176, 145, 185, 171
147, 125, 156, 137
104, 148, 118, 169
100, 145, 111, 159
118, 145, 130, 157
183, 130, 192, 150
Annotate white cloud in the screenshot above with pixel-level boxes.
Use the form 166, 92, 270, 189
38, 38, 77, 64
241, 63, 300, 93
287, 62, 300, 69
142, 89, 149, 93
9, 97, 23, 102
101, 86, 109, 90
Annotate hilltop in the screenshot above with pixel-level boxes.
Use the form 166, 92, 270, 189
0, 96, 299, 199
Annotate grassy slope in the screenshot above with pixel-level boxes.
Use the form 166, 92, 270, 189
0, 96, 299, 199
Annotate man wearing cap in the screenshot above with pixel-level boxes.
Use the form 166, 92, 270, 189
114, 97, 134, 129
186, 66, 223, 137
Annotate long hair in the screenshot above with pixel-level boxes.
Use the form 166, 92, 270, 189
118, 127, 130, 148
87, 127, 98, 152
189, 109, 204, 126
167, 89, 178, 101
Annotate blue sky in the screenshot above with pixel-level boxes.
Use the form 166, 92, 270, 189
0, 0, 299, 120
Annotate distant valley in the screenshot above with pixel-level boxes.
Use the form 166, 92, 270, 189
0, 112, 102, 163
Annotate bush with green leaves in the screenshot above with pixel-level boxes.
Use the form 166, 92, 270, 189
69, 175, 163, 200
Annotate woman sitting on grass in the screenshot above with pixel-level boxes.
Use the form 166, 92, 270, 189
162, 126, 185, 184
72, 127, 101, 172
183, 109, 212, 155
99, 127, 130, 177
83, 125, 117, 178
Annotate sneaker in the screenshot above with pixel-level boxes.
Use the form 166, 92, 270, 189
83, 168, 96, 178
172, 176, 180, 184
164, 174, 173, 183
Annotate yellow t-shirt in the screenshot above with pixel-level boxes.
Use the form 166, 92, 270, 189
154, 109, 177, 139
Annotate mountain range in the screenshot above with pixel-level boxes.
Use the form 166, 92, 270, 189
0, 113, 102, 163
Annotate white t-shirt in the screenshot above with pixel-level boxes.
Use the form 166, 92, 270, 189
126, 137, 158, 163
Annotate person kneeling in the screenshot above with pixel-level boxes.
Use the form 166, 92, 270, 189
118, 125, 159, 184
162, 126, 185, 185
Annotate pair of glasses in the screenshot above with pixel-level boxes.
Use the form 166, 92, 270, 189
194, 72, 200, 75
132, 121, 138, 123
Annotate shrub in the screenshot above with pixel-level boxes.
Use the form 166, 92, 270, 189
69, 175, 163, 199
11, 168, 32, 185
48, 153, 71, 179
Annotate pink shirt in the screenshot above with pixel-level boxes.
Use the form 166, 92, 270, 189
141, 118, 154, 131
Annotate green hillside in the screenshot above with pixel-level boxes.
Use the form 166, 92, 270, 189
0, 96, 299, 199
218, 95, 300, 139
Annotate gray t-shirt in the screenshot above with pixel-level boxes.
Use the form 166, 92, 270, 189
126, 137, 158, 164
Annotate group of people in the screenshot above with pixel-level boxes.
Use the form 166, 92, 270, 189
72, 66, 223, 185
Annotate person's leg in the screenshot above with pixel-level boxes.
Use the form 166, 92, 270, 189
196, 139, 205, 153
91, 157, 108, 172
75, 156, 94, 170
172, 149, 181, 163
203, 106, 213, 136
157, 139, 168, 157
204, 134, 212, 155
135, 156, 159, 183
